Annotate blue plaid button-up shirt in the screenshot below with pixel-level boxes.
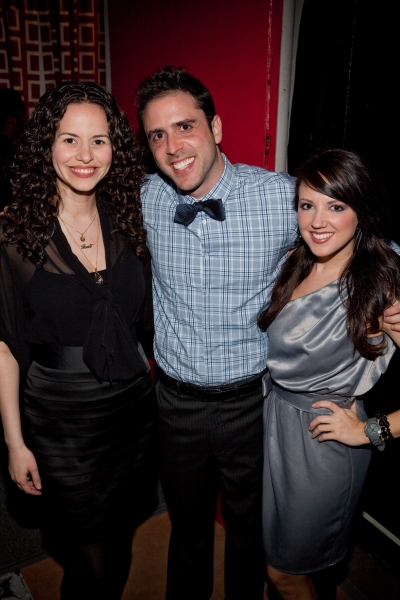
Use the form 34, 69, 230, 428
141, 155, 297, 386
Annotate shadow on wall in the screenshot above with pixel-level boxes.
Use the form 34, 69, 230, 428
0, 88, 27, 212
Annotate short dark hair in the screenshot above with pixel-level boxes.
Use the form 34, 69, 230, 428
135, 66, 216, 134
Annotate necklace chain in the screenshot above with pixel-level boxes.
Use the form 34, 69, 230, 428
62, 220, 100, 250
61, 214, 104, 285
59, 210, 98, 242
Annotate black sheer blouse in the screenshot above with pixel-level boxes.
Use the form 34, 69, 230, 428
0, 212, 153, 383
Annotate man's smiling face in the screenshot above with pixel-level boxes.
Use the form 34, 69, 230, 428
143, 91, 224, 199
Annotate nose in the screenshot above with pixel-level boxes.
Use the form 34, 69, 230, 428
76, 142, 94, 163
165, 133, 183, 156
311, 206, 328, 229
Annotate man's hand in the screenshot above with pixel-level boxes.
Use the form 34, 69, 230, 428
384, 301, 400, 332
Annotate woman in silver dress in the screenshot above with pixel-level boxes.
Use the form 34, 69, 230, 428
258, 149, 400, 599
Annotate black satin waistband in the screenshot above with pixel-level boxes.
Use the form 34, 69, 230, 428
30, 345, 86, 371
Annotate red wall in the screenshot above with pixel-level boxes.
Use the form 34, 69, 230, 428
108, 0, 283, 170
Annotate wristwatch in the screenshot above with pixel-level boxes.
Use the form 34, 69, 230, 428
364, 418, 385, 451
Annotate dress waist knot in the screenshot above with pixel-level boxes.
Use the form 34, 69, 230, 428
270, 378, 355, 414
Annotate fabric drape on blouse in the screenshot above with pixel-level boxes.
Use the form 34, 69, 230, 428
0, 212, 153, 384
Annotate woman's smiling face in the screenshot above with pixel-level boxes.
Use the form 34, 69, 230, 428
52, 103, 112, 199
297, 183, 358, 263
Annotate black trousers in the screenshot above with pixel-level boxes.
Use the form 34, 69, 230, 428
157, 377, 265, 600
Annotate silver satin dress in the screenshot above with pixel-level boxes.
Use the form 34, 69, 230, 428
263, 281, 395, 573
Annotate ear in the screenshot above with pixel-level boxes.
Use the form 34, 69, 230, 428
211, 115, 222, 145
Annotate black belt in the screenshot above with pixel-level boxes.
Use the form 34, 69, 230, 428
158, 368, 267, 401
30, 344, 85, 370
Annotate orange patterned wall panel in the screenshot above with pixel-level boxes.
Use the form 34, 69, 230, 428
0, 0, 105, 112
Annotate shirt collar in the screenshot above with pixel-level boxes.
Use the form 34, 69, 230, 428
176, 154, 234, 205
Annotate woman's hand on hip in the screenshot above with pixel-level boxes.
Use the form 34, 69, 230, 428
8, 444, 42, 495
309, 400, 369, 447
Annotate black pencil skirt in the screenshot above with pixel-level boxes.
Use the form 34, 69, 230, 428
23, 352, 158, 546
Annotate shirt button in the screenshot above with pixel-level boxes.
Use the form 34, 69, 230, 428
204, 254, 209, 260
205, 324, 210, 329
204, 289, 209, 294
202, 219, 207, 224
206, 355, 211, 360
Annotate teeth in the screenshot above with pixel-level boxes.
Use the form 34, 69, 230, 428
173, 157, 194, 171
311, 232, 333, 240
71, 168, 95, 173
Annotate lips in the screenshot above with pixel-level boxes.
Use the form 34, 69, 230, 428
172, 157, 194, 171
69, 167, 97, 177
310, 232, 334, 242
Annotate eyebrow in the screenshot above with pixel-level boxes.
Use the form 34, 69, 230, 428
299, 198, 342, 203
57, 132, 109, 138
147, 118, 197, 139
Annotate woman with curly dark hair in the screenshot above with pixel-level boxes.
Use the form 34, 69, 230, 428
0, 82, 157, 600
258, 149, 400, 599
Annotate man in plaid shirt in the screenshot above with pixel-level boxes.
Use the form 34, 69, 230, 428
136, 66, 297, 600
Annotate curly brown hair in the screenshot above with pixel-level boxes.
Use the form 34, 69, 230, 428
2, 81, 146, 266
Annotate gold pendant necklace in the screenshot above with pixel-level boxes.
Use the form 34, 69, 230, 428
60, 214, 99, 250
61, 214, 104, 285
59, 210, 98, 242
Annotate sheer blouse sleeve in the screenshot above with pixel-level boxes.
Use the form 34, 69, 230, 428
0, 225, 30, 377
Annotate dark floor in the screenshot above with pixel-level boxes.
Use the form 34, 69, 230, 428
16, 511, 342, 600
0, 511, 398, 600
20, 512, 226, 600
342, 514, 400, 600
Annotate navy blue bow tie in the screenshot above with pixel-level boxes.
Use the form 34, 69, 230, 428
174, 199, 226, 227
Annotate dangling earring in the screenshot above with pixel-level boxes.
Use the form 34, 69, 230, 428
354, 225, 362, 249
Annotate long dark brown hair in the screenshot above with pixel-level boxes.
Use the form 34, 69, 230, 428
258, 149, 400, 360
2, 81, 146, 266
